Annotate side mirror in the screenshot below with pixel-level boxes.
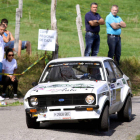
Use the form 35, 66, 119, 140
110, 78, 116, 83
32, 82, 38, 87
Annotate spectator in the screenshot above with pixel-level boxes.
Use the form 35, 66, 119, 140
84, 2, 105, 56
0, 24, 7, 101
1, 18, 32, 56
105, 5, 126, 65
2, 48, 18, 99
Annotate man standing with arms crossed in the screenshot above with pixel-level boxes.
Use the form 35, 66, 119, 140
106, 5, 126, 65
85, 2, 105, 56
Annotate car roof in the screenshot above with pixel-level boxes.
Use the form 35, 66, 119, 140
49, 56, 113, 63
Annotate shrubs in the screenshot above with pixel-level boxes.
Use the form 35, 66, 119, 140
15, 55, 140, 96
15, 52, 51, 96
120, 57, 140, 95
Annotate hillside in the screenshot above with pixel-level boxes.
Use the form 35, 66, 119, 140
1, 0, 140, 58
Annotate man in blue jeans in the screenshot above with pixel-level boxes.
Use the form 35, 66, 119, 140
85, 2, 105, 56
106, 5, 126, 65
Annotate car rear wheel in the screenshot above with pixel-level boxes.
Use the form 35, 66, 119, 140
99, 105, 110, 131
117, 96, 132, 122
26, 113, 40, 128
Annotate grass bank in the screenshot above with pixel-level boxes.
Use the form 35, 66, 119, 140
0, 101, 23, 107
15, 52, 51, 96
1, 0, 140, 58
120, 57, 140, 96
16, 55, 140, 96
136, 135, 140, 140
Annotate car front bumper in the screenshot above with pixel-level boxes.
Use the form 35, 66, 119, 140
25, 105, 100, 122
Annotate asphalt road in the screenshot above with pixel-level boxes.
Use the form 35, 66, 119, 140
0, 96, 140, 140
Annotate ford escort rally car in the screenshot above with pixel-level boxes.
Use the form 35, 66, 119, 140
24, 57, 132, 131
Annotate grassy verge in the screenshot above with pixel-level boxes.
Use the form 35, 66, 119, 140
15, 52, 51, 96
136, 135, 140, 140
16, 55, 140, 97
0, 101, 23, 107
120, 57, 140, 96
0, 0, 140, 58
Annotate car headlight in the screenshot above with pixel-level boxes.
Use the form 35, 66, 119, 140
85, 95, 95, 104
30, 97, 38, 106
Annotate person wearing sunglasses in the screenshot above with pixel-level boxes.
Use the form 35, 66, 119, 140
0, 24, 10, 101
2, 48, 18, 99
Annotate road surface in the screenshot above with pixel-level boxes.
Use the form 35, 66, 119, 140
0, 96, 140, 140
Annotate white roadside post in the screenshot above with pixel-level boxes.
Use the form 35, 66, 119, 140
51, 0, 58, 59
76, 4, 85, 57
14, 8, 21, 55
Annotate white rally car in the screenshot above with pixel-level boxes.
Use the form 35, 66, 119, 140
24, 57, 132, 131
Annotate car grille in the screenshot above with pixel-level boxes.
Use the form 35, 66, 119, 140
29, 94, 96, 107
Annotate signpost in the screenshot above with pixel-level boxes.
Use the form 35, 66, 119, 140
38, 29, 56, 51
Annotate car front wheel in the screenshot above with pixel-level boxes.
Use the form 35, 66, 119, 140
99, 105, 110, 131
26, 113, 40, 128
117, 96, 132, 122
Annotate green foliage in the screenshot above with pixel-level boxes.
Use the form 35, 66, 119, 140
120, 57, 140, 95
8, 101, 23, 106
15, 52, 51, 96
136, 135, 140, 140
2, 0, 11, 4
0, 101, 23, 107
0, 0, 140, 57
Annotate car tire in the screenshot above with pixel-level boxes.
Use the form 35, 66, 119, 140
26, 113, 40, 128
117, 96, 132, 122
99, 105, 110, 131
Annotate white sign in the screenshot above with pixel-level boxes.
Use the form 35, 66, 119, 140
38, 29, 56, 51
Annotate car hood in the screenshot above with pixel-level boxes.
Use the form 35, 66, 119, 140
24, 81, 108, 99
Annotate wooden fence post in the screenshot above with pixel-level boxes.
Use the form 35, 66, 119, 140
76, 4, 85, 57
14, 8, 21, 55
51, 0, 59, 59
18, 0, 23, 17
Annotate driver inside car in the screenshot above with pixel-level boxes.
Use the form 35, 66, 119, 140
80, 67, 101, 80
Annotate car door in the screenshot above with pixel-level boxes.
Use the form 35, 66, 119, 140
109, 61, 124, 109
104, 60, 122, 113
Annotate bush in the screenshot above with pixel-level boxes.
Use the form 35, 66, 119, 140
15, 52, 51, 97
120, 57, 140, 95
14, 55, 140, 96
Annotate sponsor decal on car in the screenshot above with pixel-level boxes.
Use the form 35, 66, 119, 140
122, 78, 126, 84
110, 84, 115, 89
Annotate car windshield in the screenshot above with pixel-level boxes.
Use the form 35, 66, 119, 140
39, 61, 105, 83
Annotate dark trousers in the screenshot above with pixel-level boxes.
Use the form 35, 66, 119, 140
2, 76, 18, 94
107, 35, 121, 65
85, 32, 100, 56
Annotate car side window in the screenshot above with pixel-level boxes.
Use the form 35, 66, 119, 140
104, 61, 115, 81
110, 61, 123, 79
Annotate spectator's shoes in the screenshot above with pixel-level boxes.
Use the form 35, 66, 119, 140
0, 96, 4, 101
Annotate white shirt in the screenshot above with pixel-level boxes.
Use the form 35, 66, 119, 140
0, 35, 4, 62
2, 58, 17, 74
